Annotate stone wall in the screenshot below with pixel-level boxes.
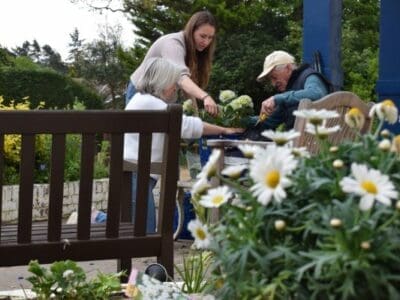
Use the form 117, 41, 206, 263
1, 179, 110, 223
1, 179, 162, 223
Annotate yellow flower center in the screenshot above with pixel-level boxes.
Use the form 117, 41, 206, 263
361, 180, 377, 194
275, 138, 288, 146
348, 107, 362, 117
309, 117, 323, 126
195, 228, 206, 240
265, 170, 280, 188
212, 195, 224, 206
382, 99, 395, 107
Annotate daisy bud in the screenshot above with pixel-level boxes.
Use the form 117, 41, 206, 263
274, 220, 286, 231
330, 218, 342, 228
361, 241, 371, 250
396, 200, 400, 210
379, 139, 391, 151
380, 129, 391, 138
392, 135, 400, 154
215, 278, 224, 289
329, 146, 339, 153
332, 159, 344, 169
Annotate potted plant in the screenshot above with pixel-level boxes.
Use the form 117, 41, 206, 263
186, 99, 400, 299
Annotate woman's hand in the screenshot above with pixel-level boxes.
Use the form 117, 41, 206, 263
223, 127, 245, 135
204, 96, 219, 116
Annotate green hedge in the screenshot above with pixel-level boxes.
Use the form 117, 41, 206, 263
0, 68, 103, 109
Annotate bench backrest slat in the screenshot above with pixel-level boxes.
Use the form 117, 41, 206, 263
0, 135, 3, 239
77, 133, 96, 240
18, 134, 36, 243
48, 134, 66, 241
106, 133, 124, 238
134, 133, 152, 236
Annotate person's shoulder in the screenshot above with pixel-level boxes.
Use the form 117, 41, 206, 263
157, 31, 183, 42
126, 93, 167, 110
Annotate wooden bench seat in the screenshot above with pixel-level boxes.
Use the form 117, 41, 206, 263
0, 105, 182, 279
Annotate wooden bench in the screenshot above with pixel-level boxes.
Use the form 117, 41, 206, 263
0, 104, 182, 280
293, 91, 374, 153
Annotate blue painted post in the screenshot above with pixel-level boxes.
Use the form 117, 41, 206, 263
376, 0, 400, 133
303, 0, 343, 90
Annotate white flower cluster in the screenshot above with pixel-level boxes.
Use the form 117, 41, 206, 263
182, 99, 196, 115
227, 95, 253, 111
136, 272, 188, 300
219, 90, 237, 103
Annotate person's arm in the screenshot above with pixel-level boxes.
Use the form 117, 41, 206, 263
274, 75, 329, 107
179, 75, 218, 116
181, 115, 243, 139
202, 122, 244, 136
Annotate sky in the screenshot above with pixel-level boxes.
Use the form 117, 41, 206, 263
0, 0, 136, 61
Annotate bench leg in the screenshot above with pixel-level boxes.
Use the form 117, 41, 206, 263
118, 258, 132, 283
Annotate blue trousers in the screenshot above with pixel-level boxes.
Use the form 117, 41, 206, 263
125, 81, 136, 106
131, 173, 157, 233
126, 83, 156, 233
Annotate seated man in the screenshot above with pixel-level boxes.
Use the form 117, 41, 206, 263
248, 50, 332, 135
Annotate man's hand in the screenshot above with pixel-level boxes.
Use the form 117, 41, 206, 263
204, 96, 219, 116
260, 96, 275, 116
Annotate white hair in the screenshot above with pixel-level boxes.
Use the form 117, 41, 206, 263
274, 63, 297, 72
136, 57, 183, 99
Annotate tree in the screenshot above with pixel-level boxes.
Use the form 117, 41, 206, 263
68, 28, 86, 76
342, 0, 379, 101
79, 24, 127, 108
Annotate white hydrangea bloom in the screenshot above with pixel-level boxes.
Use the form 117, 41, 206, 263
219, 90, 237, 103
228, 95, 253, 110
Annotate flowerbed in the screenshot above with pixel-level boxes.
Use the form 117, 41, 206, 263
182, 99, 400, 299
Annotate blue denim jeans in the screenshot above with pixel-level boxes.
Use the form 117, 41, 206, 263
131, 173, 157, 233
125, 81, 136, 106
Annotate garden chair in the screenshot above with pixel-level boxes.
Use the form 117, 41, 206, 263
293, 91, 374, 153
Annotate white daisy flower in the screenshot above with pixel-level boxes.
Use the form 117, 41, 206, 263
345, 107, 365, 130
238, 144, 263, 158
291, 147, 310, 158
199, 185, 232, 208
197, 149, 221, 179
305, 123, 340, 139
293, 109, 340, 125
369, 99, 398, 124
62, 269, 74, 278
221, 164, 247, 179
340, 163, 398, 211
191, 177, 211, 196
249, 145, 298, 206
261, 129, 300, 146
188, 219, 211, 249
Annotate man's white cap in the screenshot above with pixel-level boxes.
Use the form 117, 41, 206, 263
257, 50, 295, 82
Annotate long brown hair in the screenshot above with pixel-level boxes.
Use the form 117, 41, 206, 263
183, 11, 217, 89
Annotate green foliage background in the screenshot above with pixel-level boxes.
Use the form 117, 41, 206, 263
0, 67, 103, 109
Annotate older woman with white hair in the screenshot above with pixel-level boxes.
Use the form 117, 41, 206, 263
124, 57, 243, 232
